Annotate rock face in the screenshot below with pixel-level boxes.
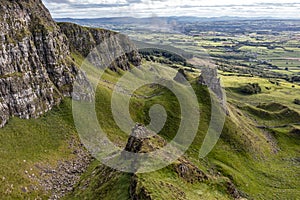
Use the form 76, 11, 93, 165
0, 0, 77, 127
58, 22, 141, 71
0, 0, 141, 128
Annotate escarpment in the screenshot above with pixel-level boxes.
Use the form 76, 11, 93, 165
58, 22, 141, 71
0, 0, 77, 127
0, 0, 141, 127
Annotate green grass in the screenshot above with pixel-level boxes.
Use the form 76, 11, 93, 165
65, 161, 132, 200
222, 75, 300, 111
0, 99, 78, 199
68, 64, 299, 199
101, 29, 300, 199
1, 50, 299, 199
136, 166, 232, 200
213, 72, 300, 199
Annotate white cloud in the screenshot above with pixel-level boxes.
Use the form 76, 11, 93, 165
42, 0, 300, 18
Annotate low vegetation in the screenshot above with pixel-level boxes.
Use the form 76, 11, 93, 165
239, 83, 262, 94
294, 99, 300, 105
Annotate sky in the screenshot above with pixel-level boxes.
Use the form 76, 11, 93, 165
42, 0, 300, 19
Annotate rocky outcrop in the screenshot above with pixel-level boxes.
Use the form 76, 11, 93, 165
199, 67, 223, 100
174, 158, 208, 183
174, 68, 188, 83
0, 0, 141, 128
125, 125, 208, 199
124, 124, 167, 154
58, 22, 141, 71
65, 124, 246, 199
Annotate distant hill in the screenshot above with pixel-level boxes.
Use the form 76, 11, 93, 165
55, 17, 300, 34
55, 16, 285, 24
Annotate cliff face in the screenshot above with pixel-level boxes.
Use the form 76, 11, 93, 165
0, 0, 141, 127
0, 0, 77, 127
58, 22, 141, 71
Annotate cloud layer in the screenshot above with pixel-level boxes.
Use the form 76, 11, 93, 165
42, 0, 300, 19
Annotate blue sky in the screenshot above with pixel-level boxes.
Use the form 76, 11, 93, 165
42, 0, 300, 19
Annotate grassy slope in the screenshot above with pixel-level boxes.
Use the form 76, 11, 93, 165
0, 52, 299, 199
216, 75, 300, 199
66, 160, 132, 200
68, 54, 300, 199
0, 99, 78, 199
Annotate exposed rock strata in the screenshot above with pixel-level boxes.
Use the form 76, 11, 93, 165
0, 0, 141, 127
0, 0, 77, 127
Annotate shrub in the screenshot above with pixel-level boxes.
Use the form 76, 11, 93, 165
294, 99, 300, 105
240, 83, 262, 95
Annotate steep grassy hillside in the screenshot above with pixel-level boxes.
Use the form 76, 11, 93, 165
65, 54, 300, 199
0, 53, 299, 199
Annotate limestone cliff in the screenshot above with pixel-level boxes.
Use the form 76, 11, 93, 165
58, 22, 141, 71
0, 0, 141, 127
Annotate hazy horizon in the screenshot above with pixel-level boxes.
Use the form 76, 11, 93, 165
53, 15, 300, 20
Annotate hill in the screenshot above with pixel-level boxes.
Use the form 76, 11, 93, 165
0, 0, 299, 199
